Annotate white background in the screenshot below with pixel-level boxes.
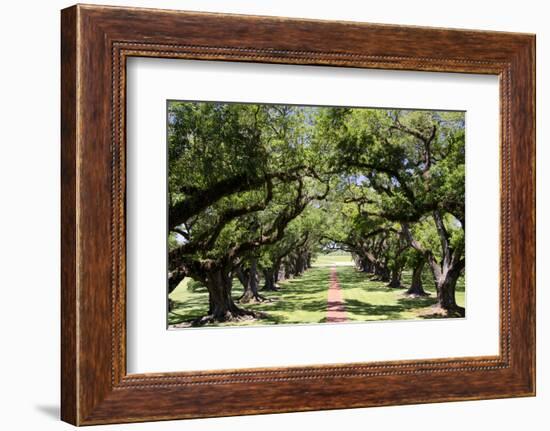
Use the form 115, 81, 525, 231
127, 59, 499, 373
0, 0, 547, 430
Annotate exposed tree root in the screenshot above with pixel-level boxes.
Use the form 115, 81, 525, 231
238, 292, 269, 304
418, 304, 465, 318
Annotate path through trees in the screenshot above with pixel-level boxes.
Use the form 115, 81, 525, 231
169, 258, 465, 327
327, 267, 347, 323
168, 102, 466, 325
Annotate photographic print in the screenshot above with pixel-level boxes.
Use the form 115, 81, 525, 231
167, 101, 465, 328
60, 7, 535, 423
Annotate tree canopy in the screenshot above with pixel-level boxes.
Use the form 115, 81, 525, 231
167, 101, 466, 323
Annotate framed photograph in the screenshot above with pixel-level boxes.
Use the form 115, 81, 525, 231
61, 4, 535, 425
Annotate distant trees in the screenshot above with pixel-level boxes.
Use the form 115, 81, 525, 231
168, 103, 328, 323
320, 108, 465, 316
168, 102, 466, 323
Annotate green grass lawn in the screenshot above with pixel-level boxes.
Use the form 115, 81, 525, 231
337, 267, 465, 322
169, 267, 330, 327
168, 256, 465, 328
312, 253, 354, 266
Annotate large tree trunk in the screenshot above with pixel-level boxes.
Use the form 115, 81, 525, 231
429, 212, 465, 316
421, 248, 464, 316
265, 258, 282, 287
353, 252, 374, 273
387, 266, 402, 288
352, 253, 363, 271
262, 269, 277, 291
402, 216, 464, 317
262, 258, 282, 291
293, 253, 306, 277
373, 262, 390, 282
283, 260, 293, 280
200, 267, 256, 324
431, 264, 463, 316
406, 260, 428, 296
235, 266, 248, 290
363, 259, 373, 273
238, 258, 265, 303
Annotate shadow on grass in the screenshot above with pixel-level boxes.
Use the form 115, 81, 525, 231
397, 295, 438, 309
399, 268, 465, 292
169, 267, 331, 326
344, 299, 404, 320
245, 268, 330, 324
168, 265, 464, 327
335, 266, 442, 321
336, 269, 400, 293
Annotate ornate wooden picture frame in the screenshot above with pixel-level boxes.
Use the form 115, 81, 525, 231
61, 4, 535, 425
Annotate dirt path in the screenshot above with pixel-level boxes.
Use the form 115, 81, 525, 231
327, 266, 348, 323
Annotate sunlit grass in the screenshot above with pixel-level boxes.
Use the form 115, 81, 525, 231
312, 253, 354, 267
337, 267, 464, 322
168, 267, 330, 327
337, 269, 426, 321
168, 262, 466, 328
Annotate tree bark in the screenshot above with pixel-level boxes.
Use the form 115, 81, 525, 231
235, 266, 248, 290
406, 260, 428, 296
262, 258, 282, 291
363, 259, 373, 273
238, 258, 265, 303
200, 267, 255, 323
352, 253, 363, 271
373, 262, 390, 282
293, 253, 306, 277
401, 220, 464, 316
273, 259, 282, 283
426, 215, 465, 316
283, 260, 292, 280
431, 263, 463, 315
387, 266, 402, 288
262, 269, 277, 291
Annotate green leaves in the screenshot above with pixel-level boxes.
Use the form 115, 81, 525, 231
167, 102, 465, 281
